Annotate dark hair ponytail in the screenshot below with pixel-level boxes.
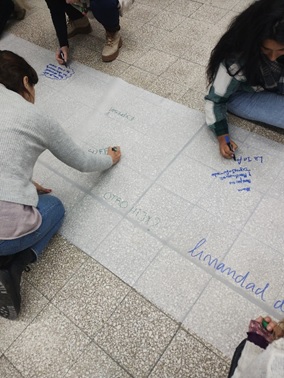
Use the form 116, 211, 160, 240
0, 50, 38, 96
206, 0, 284, 85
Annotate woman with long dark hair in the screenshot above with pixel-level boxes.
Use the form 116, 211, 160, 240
0, 50, 121, 320
205, 0, 284, 158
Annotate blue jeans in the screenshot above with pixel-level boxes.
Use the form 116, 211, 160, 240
227, 90, 284, 129
0, 195, 65, 259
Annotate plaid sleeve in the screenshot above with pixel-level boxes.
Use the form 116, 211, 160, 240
205, 63, 242, 136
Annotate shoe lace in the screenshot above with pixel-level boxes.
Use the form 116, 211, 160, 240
106, 36, 114, 46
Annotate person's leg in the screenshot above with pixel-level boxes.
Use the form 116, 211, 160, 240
0, 194, 65, 258
0, 194, 65, 319
90, 0, 122, 62
227, 90, 284, 129
0, 0, 14, 36
44, 0, 91, 45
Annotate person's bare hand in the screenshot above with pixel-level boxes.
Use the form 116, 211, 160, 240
107, 146, 121, 165
32, 181, 52, 194
254, 316, 277, 333
56, 46, 69, 65
217, 134, 238, 159
255, 316, 284, 339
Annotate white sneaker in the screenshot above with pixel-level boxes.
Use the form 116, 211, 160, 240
118, 0, 135, 17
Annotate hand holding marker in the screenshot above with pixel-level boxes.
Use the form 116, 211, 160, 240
225, 135, 236, 161
59, 50, 67, 68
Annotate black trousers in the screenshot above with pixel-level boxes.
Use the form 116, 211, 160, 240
45, 0, 120, 47
0, 0, 14, 37
227, 339, 247, 377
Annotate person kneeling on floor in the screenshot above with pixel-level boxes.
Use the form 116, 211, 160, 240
0, 50, 121, 320
45, 0, 134, 64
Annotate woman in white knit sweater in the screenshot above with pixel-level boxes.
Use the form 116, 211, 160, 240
0, 50, 121, 320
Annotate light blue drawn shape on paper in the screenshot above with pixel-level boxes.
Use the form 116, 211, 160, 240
41, 64, 75, 80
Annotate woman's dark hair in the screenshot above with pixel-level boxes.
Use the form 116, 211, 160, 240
206, 0, 284, 85
0, 50, 38, 96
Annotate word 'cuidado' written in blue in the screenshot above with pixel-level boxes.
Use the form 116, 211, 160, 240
188, 238, 284, 313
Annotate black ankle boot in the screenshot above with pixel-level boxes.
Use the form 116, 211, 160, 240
0, 248, 35, 320
0, 255, 14, 268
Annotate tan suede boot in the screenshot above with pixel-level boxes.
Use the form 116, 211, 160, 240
67, 16, 92, 39
102, 31, 122, 62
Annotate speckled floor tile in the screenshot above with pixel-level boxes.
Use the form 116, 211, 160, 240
133, 49, 178, 75
65, 343, 131, 378
94, 291, 179, 377
161, 58, 206, 93
149, 76, 189, 102
23, 234, 87, 300
0, 281, 48, 354
149, 329, 230, 378
192, 4, 229, 24
52, 257, 130, 337
5, 304, 91, 378
0, 356, 23, 378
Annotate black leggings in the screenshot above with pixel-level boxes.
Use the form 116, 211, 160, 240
0, 0, 14, 36
45, 0, 120, 47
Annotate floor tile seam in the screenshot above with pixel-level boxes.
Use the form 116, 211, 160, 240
23, 252, 88, 302
61, 339, 135, 378
3, 299, 51, 355
131, 53, 180, 76
179, 324, 232, 365
0, 355, 25, 378
145, 323, 182, 377
48, 279, 180, 377
88, 341, 136, 378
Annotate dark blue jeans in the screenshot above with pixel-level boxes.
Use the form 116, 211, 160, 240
90, 0, 120, 33
0, 195, 65, 259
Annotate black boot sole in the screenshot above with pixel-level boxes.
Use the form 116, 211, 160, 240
0, 269, 21, 320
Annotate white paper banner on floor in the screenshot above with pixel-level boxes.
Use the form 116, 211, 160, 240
2, 33, 284, 356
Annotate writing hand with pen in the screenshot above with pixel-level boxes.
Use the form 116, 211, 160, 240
217, 134, 238, 160
56, 46, 69, 67
107, 146, 121, 165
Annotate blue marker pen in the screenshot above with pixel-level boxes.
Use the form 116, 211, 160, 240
225, 135, 236, 161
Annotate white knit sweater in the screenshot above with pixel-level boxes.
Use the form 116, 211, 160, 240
0, 84, 112, 207
232, 338, 284, 378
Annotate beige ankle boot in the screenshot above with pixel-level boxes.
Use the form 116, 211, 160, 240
102, 31, 122, 62
67, 16, 92, 39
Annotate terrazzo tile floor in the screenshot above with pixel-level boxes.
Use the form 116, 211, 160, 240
1, 0, 284, 377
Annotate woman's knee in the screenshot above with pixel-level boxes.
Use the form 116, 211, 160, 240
37, 194, 65, 220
